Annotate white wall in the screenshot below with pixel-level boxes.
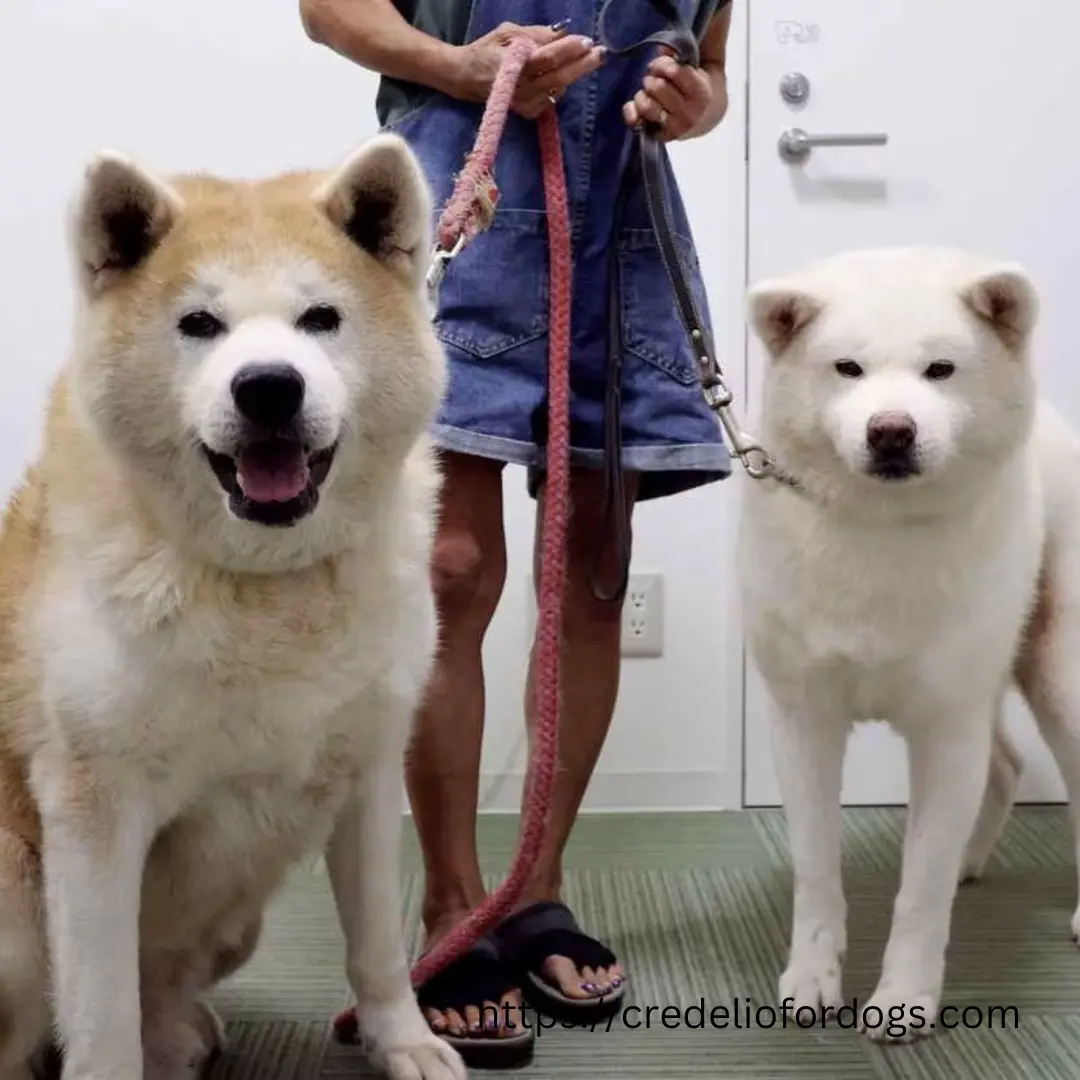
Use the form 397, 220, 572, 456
0, 1, 749, 812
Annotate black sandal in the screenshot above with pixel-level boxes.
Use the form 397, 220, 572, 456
415, 935, 535, 1070
496, 901, 627, 1025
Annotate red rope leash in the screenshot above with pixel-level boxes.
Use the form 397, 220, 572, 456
334, 36, 570, 1040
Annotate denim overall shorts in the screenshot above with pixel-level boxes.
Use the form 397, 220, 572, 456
385, 0, 731, 501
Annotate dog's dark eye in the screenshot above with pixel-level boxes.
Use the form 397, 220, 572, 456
924, 360, 956, 381
178, 311, 226, 339
834, 360, 864, 378
296, 305, 342, 334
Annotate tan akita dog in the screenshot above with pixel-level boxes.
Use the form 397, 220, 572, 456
0, 135, 462, 1080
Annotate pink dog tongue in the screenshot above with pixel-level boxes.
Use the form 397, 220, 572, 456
237, 442, 309, 503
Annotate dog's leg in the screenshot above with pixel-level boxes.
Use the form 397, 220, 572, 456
141, 930, 251, 1080
1016, 569, 1080, 940
34, 760, 156, 1080
960, 708, 1023, 882
860, 711, 991, 1043
324, 728, 465, 1080
772, 704, 849, 1014
140, 912, 259, 1080
0, 831, 49, 1080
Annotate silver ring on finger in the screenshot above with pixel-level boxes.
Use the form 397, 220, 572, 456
657, 107, 669, 128
546, 88, 562, 107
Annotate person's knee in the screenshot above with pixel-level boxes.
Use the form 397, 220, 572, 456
431, 529, 506, 625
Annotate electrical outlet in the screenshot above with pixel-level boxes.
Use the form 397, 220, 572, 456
621, 572, 664, 657
525, 572, 664, 658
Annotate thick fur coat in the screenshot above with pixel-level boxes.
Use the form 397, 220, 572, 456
739, 247, 1080, 1041
0, 136, 464, 1080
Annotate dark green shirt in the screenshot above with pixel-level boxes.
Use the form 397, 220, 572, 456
377, 0, 727, 127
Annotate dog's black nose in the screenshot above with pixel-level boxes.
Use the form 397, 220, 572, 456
867, 412, 917, 455
231, 363, 305, 430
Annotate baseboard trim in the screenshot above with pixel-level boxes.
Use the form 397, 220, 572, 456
471, 770, 730, 814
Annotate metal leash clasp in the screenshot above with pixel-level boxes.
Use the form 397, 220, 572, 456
693, 335, 797, 488
701, 373, 772, 480
425, 234, 465, 310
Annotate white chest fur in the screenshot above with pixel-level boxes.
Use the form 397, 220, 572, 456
739, 449, 1045, 721
31, 543, 432, 819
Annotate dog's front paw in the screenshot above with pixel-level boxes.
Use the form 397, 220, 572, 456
375, 1038, 465, 1080
779, 946, 843, 1014
858, 986, 938, 1043
359, 997, 465, 1080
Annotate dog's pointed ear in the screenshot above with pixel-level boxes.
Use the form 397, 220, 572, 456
961, 264, 1038, 348
747, 281, 823, 356
315, 134, 432, 293
72, 151, 183, 294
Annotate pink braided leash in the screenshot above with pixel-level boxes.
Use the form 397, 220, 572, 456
434, 36, 534, 252
334, 34, 572, 1040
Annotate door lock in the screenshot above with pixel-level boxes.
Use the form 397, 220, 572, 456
779, 72, 810, 105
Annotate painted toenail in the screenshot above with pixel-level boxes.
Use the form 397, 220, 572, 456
581, 982, 596, 992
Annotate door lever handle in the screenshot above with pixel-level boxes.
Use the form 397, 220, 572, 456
778, 127, 888, 163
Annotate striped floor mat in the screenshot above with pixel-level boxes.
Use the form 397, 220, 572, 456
206, 808, 1080, 1079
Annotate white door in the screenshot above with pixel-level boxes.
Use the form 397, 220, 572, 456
742, 0, 1080, 806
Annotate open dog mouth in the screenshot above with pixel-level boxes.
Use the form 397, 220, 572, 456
201, 437, 338, 527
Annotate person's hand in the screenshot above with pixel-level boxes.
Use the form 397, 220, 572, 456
622, 50, 714, 141
450, 23, 605, 118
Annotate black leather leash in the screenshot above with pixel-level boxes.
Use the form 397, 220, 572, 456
589, 0, 796, 603
588, 0, 716, 603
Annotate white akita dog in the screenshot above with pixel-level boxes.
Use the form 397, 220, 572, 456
739, 247, 1080, 1041
0, 137, 463, 1080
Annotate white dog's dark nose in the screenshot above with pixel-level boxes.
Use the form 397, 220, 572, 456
867, 411, 917, 455
231, 363, 305, 430
866, 411, 919, 480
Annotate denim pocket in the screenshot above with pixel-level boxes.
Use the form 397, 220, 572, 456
618, 227, 710, 387
433, 210, 550, 360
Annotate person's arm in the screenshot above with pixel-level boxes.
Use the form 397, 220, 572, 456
300, 0, 464, 99
682, 4, 732, 140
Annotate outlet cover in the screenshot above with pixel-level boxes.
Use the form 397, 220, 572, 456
621, 572, 664, 657
525, 572, 664, 658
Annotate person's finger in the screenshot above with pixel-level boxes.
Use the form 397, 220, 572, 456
630, 88, 688, 137
546, 45, 605, 88
516, 45, 604, 113
492, 21, 561, 47
631, 88, 667, 128
622, 100, 640, 128
647, 54, 703, 99
642, 74, 684, 118
515, 23, 567, 45
514, 91, 555, 119
522, 34, 594, 79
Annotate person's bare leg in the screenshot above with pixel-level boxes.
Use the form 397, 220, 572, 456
405, 451, 520, 1039
521, 466, 639, 998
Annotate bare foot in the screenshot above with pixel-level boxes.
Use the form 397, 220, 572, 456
417, 912, 530, 1051
496, 900, 626, 1008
